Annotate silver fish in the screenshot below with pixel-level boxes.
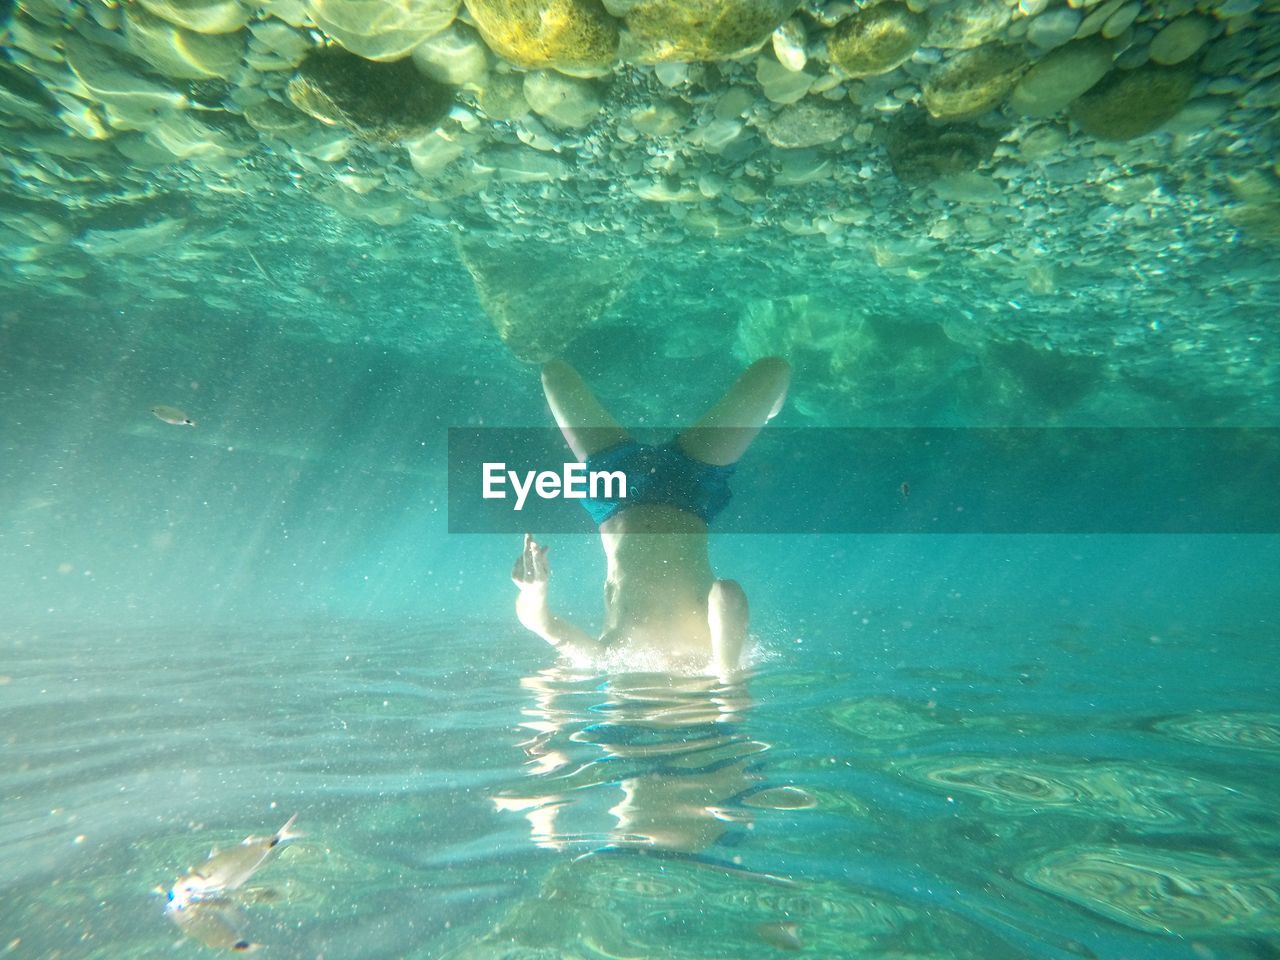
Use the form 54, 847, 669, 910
152, 405, 196, 427
168, 815, 301, 909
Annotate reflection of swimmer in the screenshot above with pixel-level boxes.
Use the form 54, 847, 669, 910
512, 358, 790, 679
494, 665, 765, 855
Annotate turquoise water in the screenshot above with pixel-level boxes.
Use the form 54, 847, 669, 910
2, 594, 1278, 958
4, 0, 1280, 956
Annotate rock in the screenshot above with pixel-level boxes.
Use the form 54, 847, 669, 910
411, 22, 490, 86
124, 4, 247, 79
1101, 1, 1140, 39
246, 20, 313, 71
404, 127, 468, 175
1009, 37, 1114, 117
1016, 123, 1068, 160
455, 235, 632, 363
463, 0, 619, 76
307, 0, 459, 61
287, 47, 452, 142
243, 97, 316, 137
756, 56, 816, 103
826, 2, 927, 78
1025, 6, 1081, 50
771, 17, 807, 72
136, 0, 250, 34
1149, 15, 1212, 65
474, 144, 571, 181
475, 71, 529, 120
925, 0, 1012, 50
922, 43, 1027, 120
884, 108, 1000, 184
629, 99, 689, 135
931, 170, 1004, 202
622, 0, 801, 62
63, 34, 190, 121
762, 97, 856, 148
522, 70, 603, 128
1069, 62, 1196, 140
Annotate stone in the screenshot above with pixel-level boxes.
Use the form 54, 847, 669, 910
1148, 15, 1212, 65
404, 127, 468, 175
475, 72, 529, 119
1009, 36, 1114, 117
621, 0, 801, 62
243, 97, 316, 137
883, 108, 1000, 183
522, 70, 603, 128
411, 22, 490, 86
455, 234, 632, 362
287, 47, 452, 142
246, 20, 313, 71
1025, 6, 1081, 49
124, 4, 247, 79
136, 0, 251, 34
931, 170, 1004, 202
629, 99, 689, 135
925, 0, 1012, 50
826, 2, 927, 78
463, 0, 619, 75
307, 0, 459, 61
756, 56, 816, 103
922, 43, 1027, 120
762, 97, 856, 147
474, 144, 571, 181
63, 34, 189, 120
1101, 1, 1139, 39
1069, 62, 1196, 139
771, 17, 807, 71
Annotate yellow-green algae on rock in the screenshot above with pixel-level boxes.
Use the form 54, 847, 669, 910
307, 0, 459, 61
923, 42, 1028, 120
463, 0, 620, 76
621, 0, 802, 63
1069, 62, 1197, 141
826, 2, 927, 79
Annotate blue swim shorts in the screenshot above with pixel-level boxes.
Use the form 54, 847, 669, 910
580, 439, 734, 526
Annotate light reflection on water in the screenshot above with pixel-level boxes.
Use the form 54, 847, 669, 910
0, 618, 1276, 960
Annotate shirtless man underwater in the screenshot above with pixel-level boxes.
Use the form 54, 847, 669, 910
512, 357, 791, 679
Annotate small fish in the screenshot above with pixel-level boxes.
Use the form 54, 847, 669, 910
899, 481, 910, 501
152, 405, 196, 427
172, 815, 301, 904
165, 816, 300, 950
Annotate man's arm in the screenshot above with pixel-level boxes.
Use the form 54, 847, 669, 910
512, 534, 604, 661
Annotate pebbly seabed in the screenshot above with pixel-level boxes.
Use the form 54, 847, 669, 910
2, 0, 1278, 425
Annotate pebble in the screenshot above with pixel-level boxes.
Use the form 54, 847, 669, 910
771, 17, 808, 72
1026, 7, 1083, 49
1149, 16, 1213, 65
1101, 3, 1140, 39
756, 57, 815, 103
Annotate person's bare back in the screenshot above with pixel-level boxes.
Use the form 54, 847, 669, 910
512, 358, 791, 679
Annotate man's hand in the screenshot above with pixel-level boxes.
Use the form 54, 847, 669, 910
512, 533, 550, 590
